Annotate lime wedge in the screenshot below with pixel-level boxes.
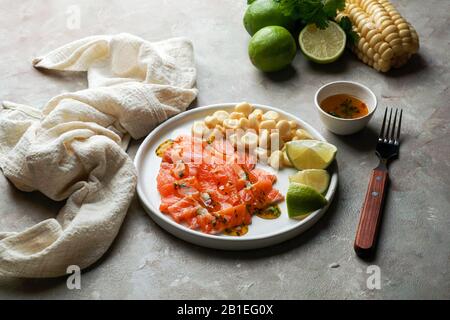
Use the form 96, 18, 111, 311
287, 182, 328, 219
299, 21, 346, 64
286, 140, 337, 170
289, 169, 330, 194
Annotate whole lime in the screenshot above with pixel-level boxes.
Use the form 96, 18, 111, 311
243, 0, 295, 36
248, 26, 297, 72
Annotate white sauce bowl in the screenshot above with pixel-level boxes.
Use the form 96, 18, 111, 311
314, 81, 377, 135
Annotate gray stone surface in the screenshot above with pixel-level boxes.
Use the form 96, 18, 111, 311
0, 0, 449, 299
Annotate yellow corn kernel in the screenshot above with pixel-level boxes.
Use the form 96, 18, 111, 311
340, 0, 419, 72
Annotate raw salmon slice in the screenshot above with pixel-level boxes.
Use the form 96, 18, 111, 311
157, 135, 284, 234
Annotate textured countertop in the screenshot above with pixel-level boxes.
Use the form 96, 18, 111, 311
0, 0, 449, 299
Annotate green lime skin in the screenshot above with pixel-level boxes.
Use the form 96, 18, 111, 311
248, 26, 297, 72
243, 0, 295, 36
286, 183, 328, 218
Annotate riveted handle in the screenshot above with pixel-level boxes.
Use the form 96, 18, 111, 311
354, 168, 389, 257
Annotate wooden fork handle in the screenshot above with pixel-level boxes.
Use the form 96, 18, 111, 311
354, 168, 389, 257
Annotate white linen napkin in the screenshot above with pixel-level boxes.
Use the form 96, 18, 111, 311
0, 33, 197, 278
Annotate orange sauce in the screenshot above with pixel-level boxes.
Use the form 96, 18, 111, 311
224, 224, 249, 237
256, 205, 281, 220
320, 94, 369, 119
155, 139, 174, 157
224, 205, 281, 236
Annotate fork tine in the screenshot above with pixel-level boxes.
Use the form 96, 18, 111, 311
385, 108, 393, 140
379, 108, 388, 139
390, 108, 398, 141
396, 109, 403, 142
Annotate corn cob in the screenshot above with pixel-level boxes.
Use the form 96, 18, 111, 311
337, 0, 419, 72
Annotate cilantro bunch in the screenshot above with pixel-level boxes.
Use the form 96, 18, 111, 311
275, 0, 358, 44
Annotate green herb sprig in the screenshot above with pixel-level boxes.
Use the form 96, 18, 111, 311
275, 0, 358, 44
337, 16, 359, 45
277, 0, 344, 29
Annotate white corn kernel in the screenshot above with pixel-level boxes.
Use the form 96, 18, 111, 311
258, 130, 270, 149
263, 110, 280, 122
241, 132, 259, 148
255, 147, 269, 164
239, 117, 250, 129
234, 102, 253, 116
282, 129, 294, 142
259, 120, 276, 131
268, 150, 283, 169
192, 121, 207, 137
227, 133, 238, 147
288, 120, 298, 129
230, 112, 245, 120
270, 131, 283, 151
276, 120, 291, 138
248, 113, 259, 130
207, 127, 224, 141
295, 129, 313, 140
204, 116, 220, 128
213, 110, 230, 123
223, 118, 240, 129
251, 109, 264, 119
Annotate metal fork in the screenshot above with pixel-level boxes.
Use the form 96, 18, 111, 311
354, 108, 403, 257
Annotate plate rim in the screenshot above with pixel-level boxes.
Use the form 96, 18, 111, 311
134, 103, 338, 248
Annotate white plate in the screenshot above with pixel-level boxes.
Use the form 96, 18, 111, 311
134, 103, 338, 250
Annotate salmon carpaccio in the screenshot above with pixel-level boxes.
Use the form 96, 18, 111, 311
157, 135, 284, 234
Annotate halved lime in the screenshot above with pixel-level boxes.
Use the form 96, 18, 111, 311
287, 182, 328, 219
286, 140, 337, 170
299, 21, 346, 64
289, 169, 330, 194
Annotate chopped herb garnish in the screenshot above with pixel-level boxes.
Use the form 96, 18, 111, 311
173, 182, 187, 189
340, 99, 360, 117
257, 205, 282, 220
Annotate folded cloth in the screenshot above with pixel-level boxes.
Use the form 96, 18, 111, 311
0, 33, 197, 278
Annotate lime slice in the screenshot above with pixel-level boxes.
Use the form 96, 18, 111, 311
289, 169, 330, 194
287, 182, 328, 219
299, 21, 346, 64
286, 140, 337, 170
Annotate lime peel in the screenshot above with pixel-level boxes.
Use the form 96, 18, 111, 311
248, 26, 297, 72
286, 182, 328, 219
